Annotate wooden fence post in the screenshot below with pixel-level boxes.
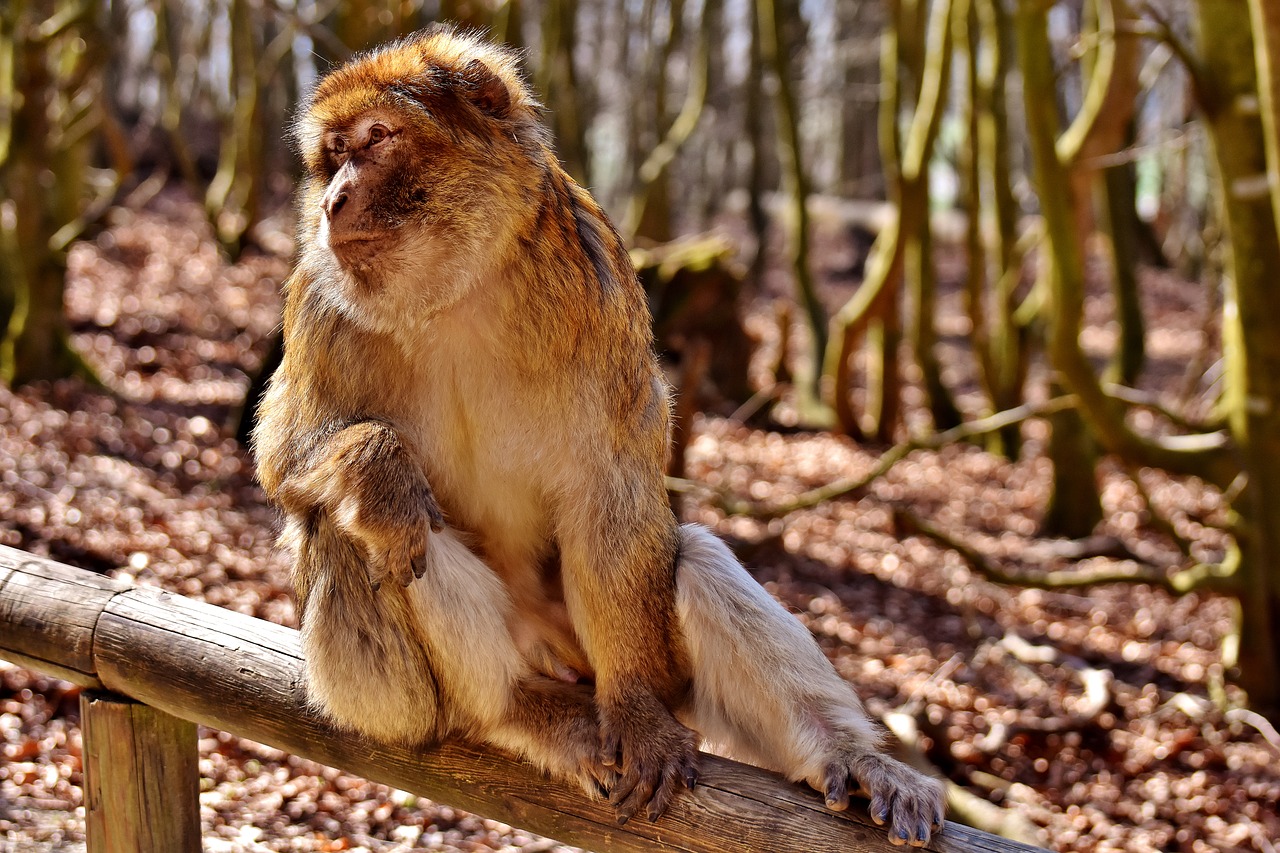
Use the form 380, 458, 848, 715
81, 691, 201, 853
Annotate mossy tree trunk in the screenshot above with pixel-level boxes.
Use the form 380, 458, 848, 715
204, 0, 265, 259
743, 0, 769, 289
1194, 0, 1280, 716
626, 0, 715, 242
1246, 0, 1280, 245
539, 0, 588, 186
1016, 3, 1236, 487
824, 0, 954, 441
958, 0, 1028, 454
974, 0, 1025, 457
1064, 0, 1144, 387
757, 0, 825, 405
905, 0, 961, 432
0, 0, 103, 387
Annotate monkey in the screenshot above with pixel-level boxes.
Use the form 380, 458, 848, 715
252, 26, 946, 847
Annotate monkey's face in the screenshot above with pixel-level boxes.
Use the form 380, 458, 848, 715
294, 29, 549, 326
314, 112, 416, 271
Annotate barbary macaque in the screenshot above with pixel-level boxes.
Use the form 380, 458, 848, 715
253, 26, 945, 845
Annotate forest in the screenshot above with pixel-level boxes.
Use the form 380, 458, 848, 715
1, 0, 1279, 850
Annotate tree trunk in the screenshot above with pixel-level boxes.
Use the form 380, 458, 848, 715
1194, 0, 1280, 716
976, 0, 1024, 457
743, 0, 769, 290
1101, 147, 1146, 386
1042, 397, 1104, 538
905, 0, 961, 432
539, 0, 589, 185
1, 0, 99, 387
825, 0, 953, 440
1247, 0, 1280, 246
757, 0, 825, 401
1016, 1, 1235, 488
205, 0, 264, 259
626, 0, 714, 241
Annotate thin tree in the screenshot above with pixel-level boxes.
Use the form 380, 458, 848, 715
757, 0, 826, 403
0, 0, 111, 386
824, 0, 954, 440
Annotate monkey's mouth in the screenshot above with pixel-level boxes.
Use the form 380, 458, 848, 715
328, 231, 389, 266
329, 232, 383, 248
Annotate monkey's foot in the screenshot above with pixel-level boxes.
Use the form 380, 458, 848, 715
599, 693, 700, 824
503, 677, 618, 802
820, 751, 945, 847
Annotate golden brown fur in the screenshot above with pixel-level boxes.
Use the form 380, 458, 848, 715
254, 25, 945, 843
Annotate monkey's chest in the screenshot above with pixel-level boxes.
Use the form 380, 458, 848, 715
414, 411, 554, 551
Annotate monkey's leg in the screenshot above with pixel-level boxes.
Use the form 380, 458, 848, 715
300, 522, 612, 790
295, 517, 446, 744
557, 477, 701, 823
346, 526, 613, 794
673, 524, 946, 847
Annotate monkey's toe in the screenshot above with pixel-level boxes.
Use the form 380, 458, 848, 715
821, 752, 944, 847
599, 698, 700, 824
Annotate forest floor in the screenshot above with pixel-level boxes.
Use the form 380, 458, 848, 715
1, 189, 1278, 853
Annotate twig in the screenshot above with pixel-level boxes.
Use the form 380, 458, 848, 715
1225, 708, 1280, 755
728, 383, 782, 425
1103, 382, 1225, 434
894, 506, 1241, 595
714, 395, 1079, 518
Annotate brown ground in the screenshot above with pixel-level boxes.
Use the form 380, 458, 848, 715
1, 190, 1277, 852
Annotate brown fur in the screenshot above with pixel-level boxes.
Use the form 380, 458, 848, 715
254, 26, 945, 842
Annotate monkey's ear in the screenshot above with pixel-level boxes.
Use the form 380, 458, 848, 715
457, 58, 513, 119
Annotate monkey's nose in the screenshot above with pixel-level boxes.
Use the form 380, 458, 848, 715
322, 180, 353, 220
325, 189, 349, 221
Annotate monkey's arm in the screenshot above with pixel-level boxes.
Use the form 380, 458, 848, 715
271, 419, 445, 590
556, 454, 700, 823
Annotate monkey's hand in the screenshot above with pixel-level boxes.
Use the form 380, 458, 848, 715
599, 691, 700, 824
820, 750, 945, 847
334, 472, 446, 591
280, 421, 446, 591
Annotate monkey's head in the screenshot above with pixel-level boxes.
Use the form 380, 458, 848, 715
293, 27, 549, 325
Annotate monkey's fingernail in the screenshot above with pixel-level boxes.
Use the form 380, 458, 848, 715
683, 768, 698, 789
615, 814, 629, 826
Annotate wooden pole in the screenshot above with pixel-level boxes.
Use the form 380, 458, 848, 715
0, 545, 1047, 853
81, 692, 201, 853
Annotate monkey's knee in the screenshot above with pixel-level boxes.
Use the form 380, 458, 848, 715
301, 612, 443, 744
297, 527, 444, 743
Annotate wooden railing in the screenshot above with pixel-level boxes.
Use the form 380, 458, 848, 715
0, 545, 1045, 853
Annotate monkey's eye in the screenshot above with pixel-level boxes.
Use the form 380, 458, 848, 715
330, 137, 348, 155
368, 124, 390, 146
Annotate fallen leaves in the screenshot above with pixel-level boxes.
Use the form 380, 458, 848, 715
1, 190, 1277, 852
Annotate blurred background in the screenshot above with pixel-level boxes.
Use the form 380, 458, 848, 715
2, 0, 1280, 850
